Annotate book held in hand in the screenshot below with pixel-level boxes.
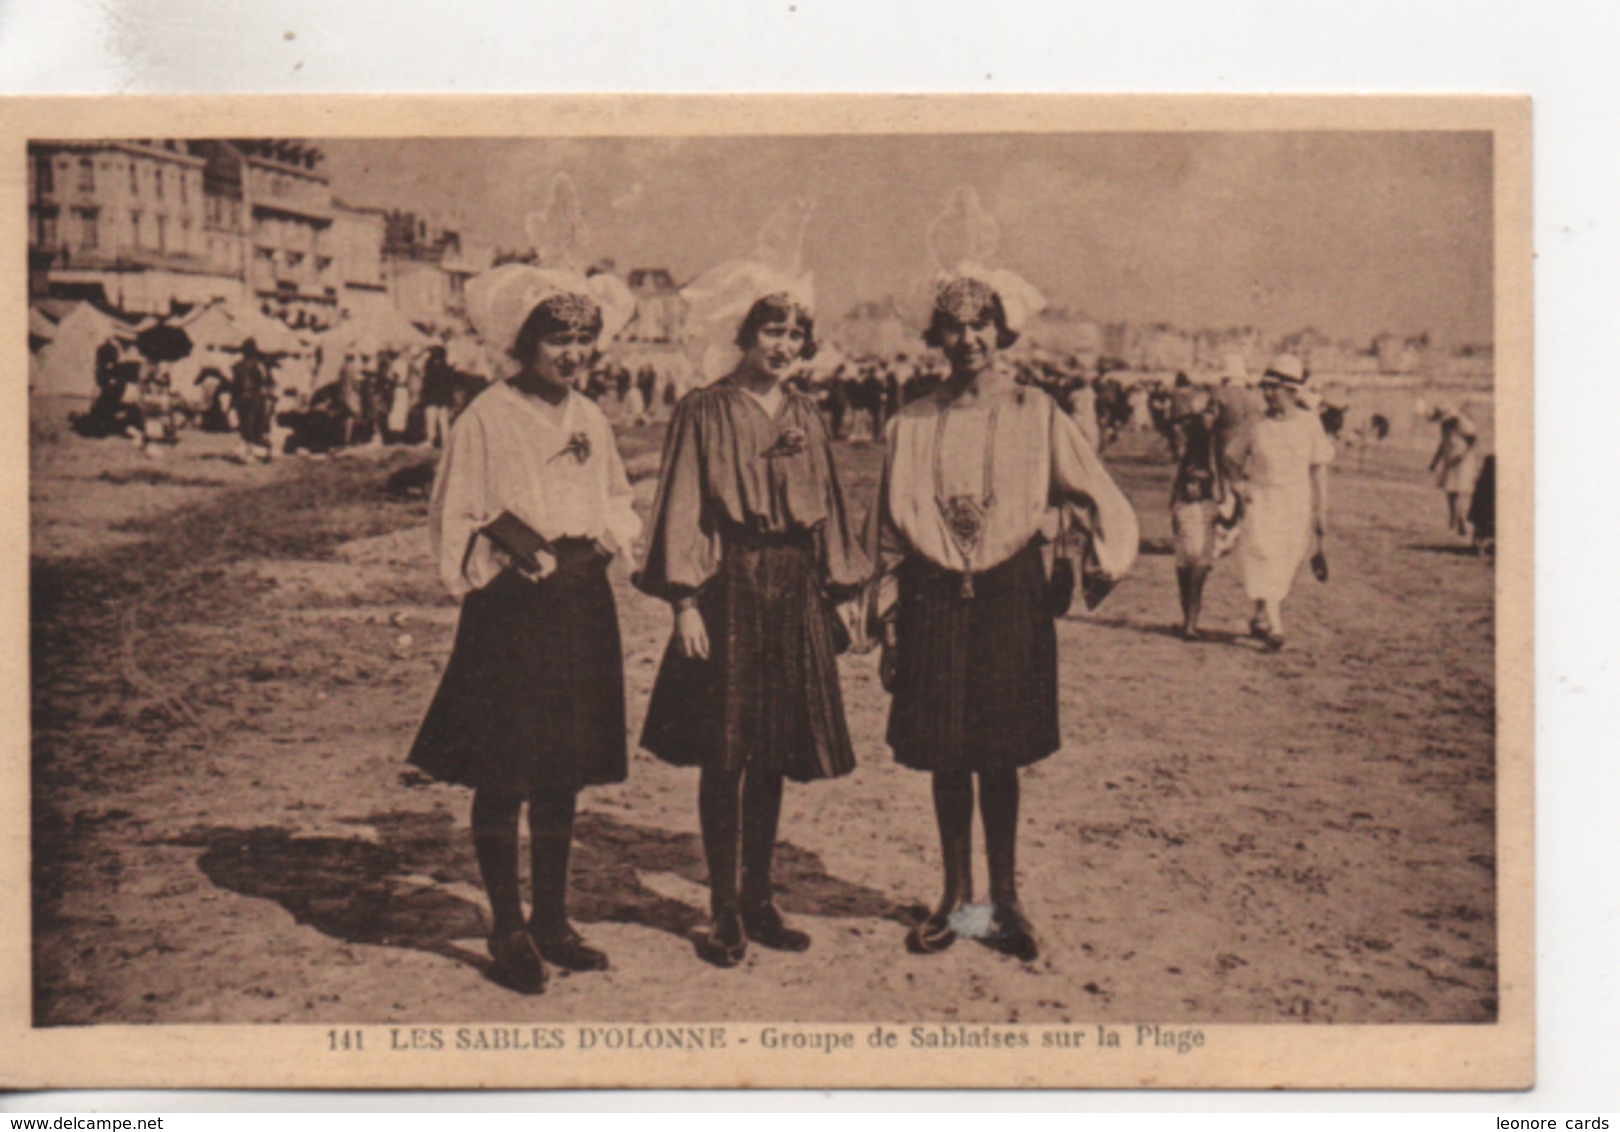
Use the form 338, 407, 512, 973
480, 511, 555, 576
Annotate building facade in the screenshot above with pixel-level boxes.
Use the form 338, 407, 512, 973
28, 140, 246, 314
234, 140, 338, 330
329, 203, 392, 323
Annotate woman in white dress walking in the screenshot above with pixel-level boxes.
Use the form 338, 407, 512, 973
1227, 353, 1333, 651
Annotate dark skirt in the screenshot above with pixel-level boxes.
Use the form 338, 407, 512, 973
887, 541, 1060, 773
641, 529, 855, 783
408, 543, 627, 795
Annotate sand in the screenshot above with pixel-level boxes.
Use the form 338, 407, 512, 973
28, 412, 1496, 1027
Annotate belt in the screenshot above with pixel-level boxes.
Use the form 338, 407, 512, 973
721, 524, 815, 551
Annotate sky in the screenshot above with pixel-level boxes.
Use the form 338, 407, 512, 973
320, 132, 1494, 346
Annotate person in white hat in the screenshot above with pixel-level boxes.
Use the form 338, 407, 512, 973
406, 177, 641, 995
1225, 353, 1334, 650
860, 188, 1139, 961
635, 199, 871, 969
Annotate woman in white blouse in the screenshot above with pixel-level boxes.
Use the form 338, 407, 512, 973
866, 252, 1139, 962
407, 255, 640, 996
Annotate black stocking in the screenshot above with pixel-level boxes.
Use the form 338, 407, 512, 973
470, 788, 524, 935
740, 769, 786, 911
527, 788, 578, 937
931, 770, 975, 917
979, 767, 1021, 907
698, 766, 744, 921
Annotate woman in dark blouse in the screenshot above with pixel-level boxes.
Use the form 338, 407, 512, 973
636, 288, 869, 968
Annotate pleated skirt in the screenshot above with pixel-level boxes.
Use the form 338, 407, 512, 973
641, 530, 855, 783
408, 545, 627, 795
887, 541, 1060, 773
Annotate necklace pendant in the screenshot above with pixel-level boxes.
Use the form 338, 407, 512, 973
960, 572, 975, 600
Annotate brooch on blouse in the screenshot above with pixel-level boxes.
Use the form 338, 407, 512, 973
550, 430, 593, 465
763, 426, 808, 459
933, 403, 1002, 599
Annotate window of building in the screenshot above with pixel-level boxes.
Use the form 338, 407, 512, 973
36, 155, 54, 194
130, 161, 139, 196
40, 213, 58, 248
156, 215, 167, 252
77, 157, 94, 193
179, 173, 188, 204
180, 219, 193, 253
77, 209, 98, 250
155, 168, 164, 200
130, 211, 144, 247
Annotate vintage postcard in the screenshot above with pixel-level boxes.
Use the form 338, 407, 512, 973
2, 94, 1531, 1090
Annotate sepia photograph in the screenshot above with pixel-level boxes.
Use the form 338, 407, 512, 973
5, 95, 1532, 1090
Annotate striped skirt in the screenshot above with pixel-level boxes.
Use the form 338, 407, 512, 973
408, 541, 628, 795
641, 529, 855, 783
887, 541, 1060, 773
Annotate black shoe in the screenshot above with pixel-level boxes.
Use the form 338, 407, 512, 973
988, 903, 1040, 963
487, 930, 548, 994
697, 915, 748, 969
742, 903, 811, 952
532, 925, 609, 972
905, 913, 957, 955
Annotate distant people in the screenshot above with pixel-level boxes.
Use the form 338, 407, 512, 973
1211, 354, 1259, 467
1068, 376, 1101, 451
386, 356, 414, 441
231, 339, 276, 463
1428, 404, 1480, 537
860, 369, 885, 439
419, 345, 457, 449
1318, 399, 1349, 441
1168, 386, 1226, 640
1467, 454, 1496, 556
635, 365, 658, 422
193, 367, 234, 432
362, 355, 392, 447
623, 379, 649, 427
283, 380, 350, 456
821, 367, 848, 438
335, 353, 365, 446
137, 360, 179, 455
76, 340, 142, 439
1226, 354, 1333, 651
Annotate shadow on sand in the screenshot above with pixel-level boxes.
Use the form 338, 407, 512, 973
171, 807, 910, 984
1404, 541, 1486, 558
1078, 615, 1246, 648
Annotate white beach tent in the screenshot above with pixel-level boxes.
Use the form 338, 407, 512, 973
30, 302, 130, 399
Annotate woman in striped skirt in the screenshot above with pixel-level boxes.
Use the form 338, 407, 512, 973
636, 218, 870, 968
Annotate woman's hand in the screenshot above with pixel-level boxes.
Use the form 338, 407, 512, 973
491, 545, 557, 583
675, 605, 710, 660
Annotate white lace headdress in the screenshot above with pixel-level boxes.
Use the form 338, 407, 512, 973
682, 197, 816, 382
920, 186, 1046, 334
464, 174, 637, 368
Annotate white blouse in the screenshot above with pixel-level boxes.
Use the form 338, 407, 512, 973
870, 384, 1139, 612
430, 382, 642, 597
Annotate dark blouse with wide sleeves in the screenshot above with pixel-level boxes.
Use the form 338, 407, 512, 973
635, 382, 871, 781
